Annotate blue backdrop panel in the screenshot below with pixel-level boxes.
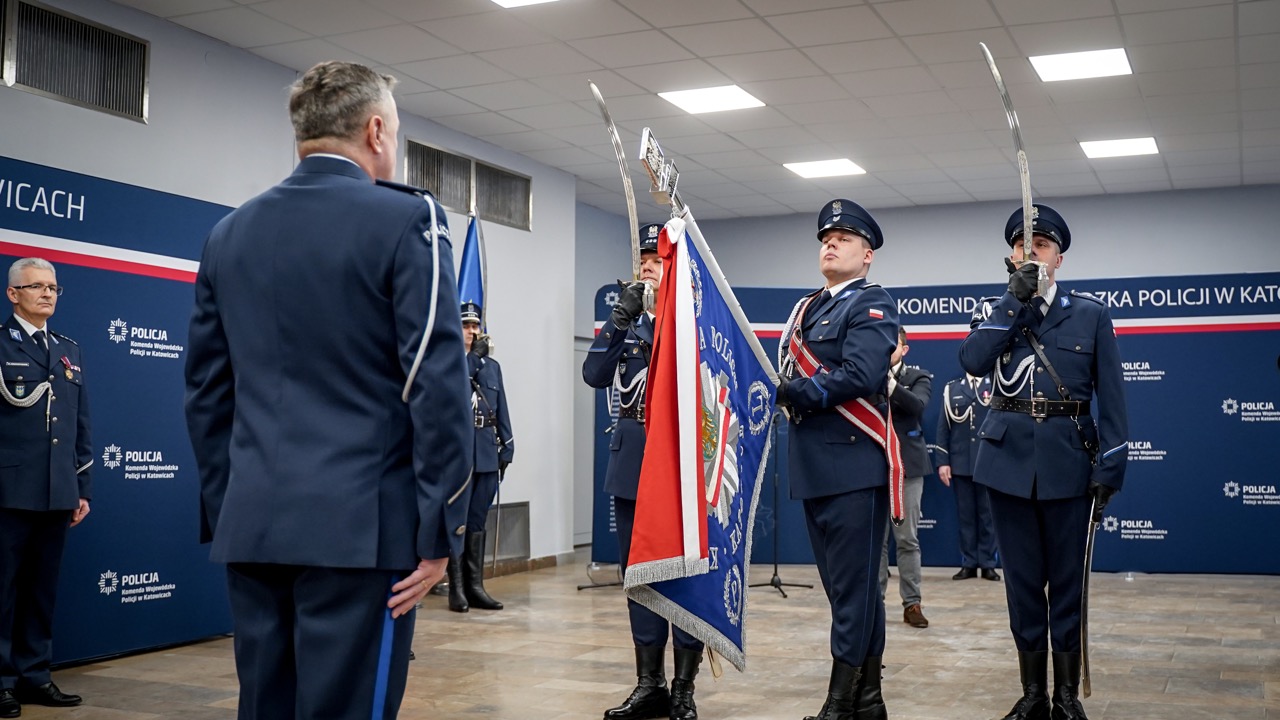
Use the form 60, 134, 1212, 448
594, 271, 1280, 574
1, 155, 233, 663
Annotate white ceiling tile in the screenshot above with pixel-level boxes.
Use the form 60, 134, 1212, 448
250, 39, 375, 72
696, 108, 799, 133
1027, 158, 1094, 174
1245, 129, 1280, 147
865, 90, 962, 118
1042, 76, 1142, 105
364, 0, 487, 23
1115, 0, 1231, 14
742, 77, 850, 106
571, 32, 696, 71
838, 137, 924, 157
1240, 1, 1280, 37
579, 93, 683, 122
114, 0, 236, 17
858, 155, 939, 172
685, 150, 774, 170
522, 146, 608, 167
709, 50, 826, 83
1144, 92, 1239, 116
477, 44, 601, 78
909, 131, 997, 153
1172, 176, 1242, 189
617, 0, 753, 27
393, 55, 515, 89
450, 81, 560, 111
1008, 17, 1123, 55
1084, 154, 1165, 170
875, 0, 1001, 36
990, 0, 1115, 26
1168, 163, 1240, 180
1000, 142, 1085, 161
532, 71, 646, 103
835, 66, 940, 98
515, 1, 651, 41
777, 99, 876, 125
804, 39, 919, 73
1159, 132, 1241, 151
171, 6, 310, 47
1053, 98, 1149, 125
1101, 179, 1173, 192
1127, 39, 1237, 73
927, 148, 1010, 167
421, 12, 550, 52
433, 112, 531, 136
1137, 66, 1237, 97
1032, 173, 1104, 191
615, 60, 731, 94
1245, 110, 1280, 131
901, 29, 1020, 64
372, 66, 433, 94
622, 115, 716, 141
1240, 34, 1280, 65
1094, 167, 1170, 184
659, 134, 747, 155
944, 164, 1017, 180
967, 188, 1023, 202
327, 25, 462, 66
958, 177, 1023, 194
1164, 148, 1241, 166
501, 102, 602, 130
478, 131, 570, 154
765, 6, 894, 47
742, 0, 857, 14
666, 19, 791, 57
1150, 113, 1239, 136
252, 0, 402, 37
756, 142, 839, 163
1242, 63, 1280, 90
717, 165, 796, 183
1121, 5, 1234, 45
888, 181, 969, 198
398, 91, 484, 118
876, 168, 953, 184
884, 112, 979, 136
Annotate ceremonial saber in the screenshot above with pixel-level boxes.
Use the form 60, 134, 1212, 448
589, 81, 656, 310
1081, 496, 1101, 698
491, 467, 503, 572
979, 42, 1049, 298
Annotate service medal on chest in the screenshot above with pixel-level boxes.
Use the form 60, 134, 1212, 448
65, 368, 74, 380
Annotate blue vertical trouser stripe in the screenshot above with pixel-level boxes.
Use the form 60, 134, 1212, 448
369, 576, 400, 720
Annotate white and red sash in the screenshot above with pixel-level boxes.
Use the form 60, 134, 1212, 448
786, 293, 906, 524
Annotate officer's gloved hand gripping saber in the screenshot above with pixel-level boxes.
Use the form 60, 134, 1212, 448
980, 42, 1049, 299
589, 81, 654, 313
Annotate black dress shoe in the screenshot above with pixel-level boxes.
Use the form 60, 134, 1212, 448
0, 688, 19, 718
16, 682, 81, 707
982, 568, 1002, 581
952, 567, 977, 580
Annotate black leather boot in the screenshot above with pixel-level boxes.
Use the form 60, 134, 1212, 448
853, 655, 888, 720
604, 646, 670, 720
1001, 651, 1051, 720
463, 531, 503, 610
1051, 652, 1087, 720
447, 551, 468, 612
670, 648, 701, 720
802, 660, 861, 720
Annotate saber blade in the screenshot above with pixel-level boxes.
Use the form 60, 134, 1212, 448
589, 81, 641, 281
979, 42, 1048, 296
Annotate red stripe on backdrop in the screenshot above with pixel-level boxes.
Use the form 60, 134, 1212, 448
0, 241, 197, 284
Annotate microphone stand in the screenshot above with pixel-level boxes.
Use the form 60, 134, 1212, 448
750, 411, 812, 598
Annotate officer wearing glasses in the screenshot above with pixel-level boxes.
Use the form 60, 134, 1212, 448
1, 257, 92, 717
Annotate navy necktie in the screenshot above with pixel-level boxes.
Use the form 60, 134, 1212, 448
32, 329, 48, 360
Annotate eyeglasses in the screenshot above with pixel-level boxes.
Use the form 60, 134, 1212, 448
11, 283, 64, 296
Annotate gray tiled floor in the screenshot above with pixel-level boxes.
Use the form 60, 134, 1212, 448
31, 554, 1280, 719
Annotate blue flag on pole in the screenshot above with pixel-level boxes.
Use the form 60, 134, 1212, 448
458, 215, 483, 323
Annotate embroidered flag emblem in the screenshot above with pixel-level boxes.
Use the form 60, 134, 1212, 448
869, 308, 884, 319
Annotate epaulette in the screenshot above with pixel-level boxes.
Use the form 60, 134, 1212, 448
50, 331, 79, 346
1070, 289, 1105, 305
375, 178, 430, 197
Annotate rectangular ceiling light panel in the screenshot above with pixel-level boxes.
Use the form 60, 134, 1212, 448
1080, 137, 1159, 158
1030, 48, 1132, 82
659, 85, 765, 114
784, 159, 867, 178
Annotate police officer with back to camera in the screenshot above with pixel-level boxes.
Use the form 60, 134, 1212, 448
582, 222, 704, 720
442, 301, 514, 613
933, 370, 1000, 582
959, 204, 1128, 720
1, 257, 91, 718
776, 200, 899, 720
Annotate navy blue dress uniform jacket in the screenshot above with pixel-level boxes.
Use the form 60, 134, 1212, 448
582, 314, 654, 500
888, 364, 932, 479
0, 317, 92, 510
932, 376, 993, 476
782, 280, 900, 499
470, 355, 514, 473
959, 289, 1128, 499
184, 155, 474, 570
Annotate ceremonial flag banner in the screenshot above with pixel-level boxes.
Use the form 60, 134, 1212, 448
458, 216, 484, 318
624, 214, 777, 671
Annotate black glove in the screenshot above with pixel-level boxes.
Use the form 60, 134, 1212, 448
775, 379, 793, 409
1088, 481, 1117, 520
499, 460, 509, 476
610, 280, 646, 329
471, 333, 491, 359
1005, 257, 1039, 304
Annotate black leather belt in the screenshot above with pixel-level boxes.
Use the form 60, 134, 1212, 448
618, 406, 645, 423
990, 396, 1090, 418
474, 415, 496, 428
